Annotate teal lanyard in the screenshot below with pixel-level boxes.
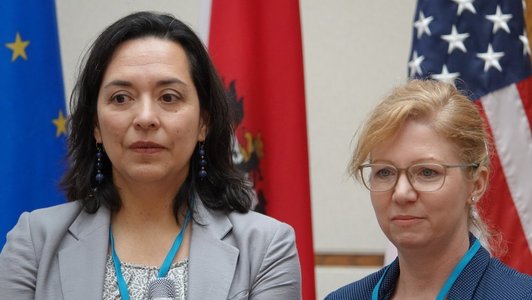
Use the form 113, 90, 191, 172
435, 239, 480, 300
109, 211, 191, 300
372, 239, 481, 300
372, 264, 391, 300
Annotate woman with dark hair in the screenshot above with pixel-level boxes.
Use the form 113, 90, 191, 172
0, 11, 301, 299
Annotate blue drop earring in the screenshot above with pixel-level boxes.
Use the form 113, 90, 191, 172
95, 143, 104, 184
198, 142, 208, 179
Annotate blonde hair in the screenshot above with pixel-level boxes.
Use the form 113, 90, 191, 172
350, 79, 500, 253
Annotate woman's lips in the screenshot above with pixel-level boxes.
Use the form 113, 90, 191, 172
130, 141, 165, 154
391, 215, 423, 226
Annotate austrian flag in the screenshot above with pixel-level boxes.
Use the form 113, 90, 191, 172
201, 0, 316, 298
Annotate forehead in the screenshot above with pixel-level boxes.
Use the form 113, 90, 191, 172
371, 120, 460, 164
103, 37, 192, 81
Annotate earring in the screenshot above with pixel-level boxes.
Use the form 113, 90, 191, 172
198, 142, 208, 179
95, 143, 104, 184
471, 196, 476, 203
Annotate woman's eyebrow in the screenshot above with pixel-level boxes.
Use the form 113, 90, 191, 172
102, 80, 130, 89
102, 78, 187, 89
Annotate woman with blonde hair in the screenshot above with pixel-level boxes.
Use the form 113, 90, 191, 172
327, 80, 531, 299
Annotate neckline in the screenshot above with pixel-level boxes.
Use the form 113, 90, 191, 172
107, 255, 189, 270
372, 238, 481, 300
109, 210, 191, 300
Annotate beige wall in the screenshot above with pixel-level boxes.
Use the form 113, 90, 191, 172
55, 1, 417, 298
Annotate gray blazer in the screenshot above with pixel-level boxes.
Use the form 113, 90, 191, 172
0, 200, 301, 299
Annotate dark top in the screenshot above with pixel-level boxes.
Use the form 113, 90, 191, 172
326, 237, 532, 299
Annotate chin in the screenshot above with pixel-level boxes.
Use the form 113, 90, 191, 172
125, 167, 171, 182
388, 231, 430, 250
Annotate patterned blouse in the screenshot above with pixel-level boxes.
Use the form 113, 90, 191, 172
102, 254, 188, 300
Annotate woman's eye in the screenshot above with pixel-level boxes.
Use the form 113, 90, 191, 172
419, 168, 438, 177
111, 94, 131, 104
376, 168, 394, 178
160, 93, 180, 103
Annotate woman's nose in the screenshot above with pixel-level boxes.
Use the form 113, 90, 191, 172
133, 98, 160, 130
392, 173, 418, 204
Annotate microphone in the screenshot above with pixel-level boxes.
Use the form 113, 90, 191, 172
147, 277, 178, 300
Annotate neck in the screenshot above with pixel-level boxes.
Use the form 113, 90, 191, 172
109, 180, 190, 266
114, 174, 186, 221
393, 233, 470, 299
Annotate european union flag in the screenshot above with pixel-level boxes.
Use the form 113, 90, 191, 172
0, 1, 66, 246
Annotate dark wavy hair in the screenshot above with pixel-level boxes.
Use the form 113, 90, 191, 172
61, 11, 253, 217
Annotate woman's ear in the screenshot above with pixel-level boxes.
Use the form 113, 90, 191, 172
93, 111, 102, 143
470, 165, 489, 203
94, 124, 102, 143
198, 111, 209, 142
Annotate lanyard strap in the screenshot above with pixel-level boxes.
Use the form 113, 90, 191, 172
372, 238, 481, 300
158, 212, 191, 278
435, 239, 480, 300
371, 264, 391, 300
109, 211, 191, 300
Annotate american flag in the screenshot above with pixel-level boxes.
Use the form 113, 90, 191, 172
409, 0, 532, 274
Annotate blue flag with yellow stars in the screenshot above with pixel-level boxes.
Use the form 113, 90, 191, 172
0, 1, 67, 247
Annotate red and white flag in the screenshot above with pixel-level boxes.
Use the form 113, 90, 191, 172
200, 0, 316, 298
407, 0, 532, 273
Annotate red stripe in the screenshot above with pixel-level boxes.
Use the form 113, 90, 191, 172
516, 76, 532, 134
209, 1, 316, 298
476, 101, 532, 274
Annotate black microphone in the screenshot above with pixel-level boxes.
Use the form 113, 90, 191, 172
147, 277, 178, 300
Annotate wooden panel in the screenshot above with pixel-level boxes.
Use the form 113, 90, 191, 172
315, 253, 384, 267
525, 0, 532, 58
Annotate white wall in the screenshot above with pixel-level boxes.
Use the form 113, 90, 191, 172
55, 1, 416, 298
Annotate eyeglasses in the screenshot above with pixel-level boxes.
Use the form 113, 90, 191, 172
358, 163, 479, 192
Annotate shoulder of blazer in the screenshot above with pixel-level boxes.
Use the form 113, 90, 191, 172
226, 209, 293, 240
188, 200, 300, 300
325, 260, 395, 299
193, 199, 294, 243
22, 201, 84, 245
474, 256, 532, 298
24, 201, 110, 251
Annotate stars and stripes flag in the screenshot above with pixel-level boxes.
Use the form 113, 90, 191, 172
200, 0, 316, 298
409, 0, 532, 274
0, 0, 67, 247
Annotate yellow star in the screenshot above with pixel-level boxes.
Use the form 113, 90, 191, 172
5, 32, 30, 62
52, 110, 67, 137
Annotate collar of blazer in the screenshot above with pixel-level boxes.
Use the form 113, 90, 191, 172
188, 197, 240, 300
58, 202, 111, 300
56, 198, 240, 300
